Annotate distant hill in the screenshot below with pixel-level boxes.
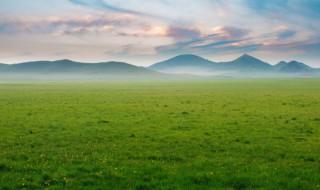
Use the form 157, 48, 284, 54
0, 55, 318, 79
0, 60, 157, 76
274, 61, 313, 73
149, 54, 317, 76
0, 63, 8, 68
149, 54, 219, 75
150, 54, 274, 74
221, 54, 273, 71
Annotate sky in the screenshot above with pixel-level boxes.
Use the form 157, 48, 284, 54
0, 0, 320, 67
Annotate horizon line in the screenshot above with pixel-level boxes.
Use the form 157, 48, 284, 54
1, 53, 317, 68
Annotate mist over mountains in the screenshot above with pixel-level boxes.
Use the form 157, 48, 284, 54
149, 54, 316, 76
0, 59, 160, 80
0, 59, 154, 75
0, 54, 319, 80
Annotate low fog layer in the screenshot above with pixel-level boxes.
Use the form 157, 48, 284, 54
0, 54, 319, 81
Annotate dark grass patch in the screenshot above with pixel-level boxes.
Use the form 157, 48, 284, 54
181, 111, 189, 115
302, 156, 316, 162
0, 163, 11, 172
191, 174, 212, 185
97, 120, 110, 124
226, 176, 255, 190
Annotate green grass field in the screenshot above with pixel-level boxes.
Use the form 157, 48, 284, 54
1, 79, 320, 190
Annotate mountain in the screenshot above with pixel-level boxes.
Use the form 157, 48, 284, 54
149, 54, 216, 69
0, 63, 8, 68
274, 61, 313, 73
222, 54, 273, 71
0, 60, 156, 75
149, 54, 318, 76
0, 55, 318, 79
149, 54, 219, 75
3, 59, 79, 73
149, 54, 274, 75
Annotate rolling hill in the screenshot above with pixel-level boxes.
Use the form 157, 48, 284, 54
0, 60, 165, 80
0, 55, 318, 79
149, 54, 316, 75
0, 63, 8, 68
221, 54, 273, 71
149, 54, 274, 74
274, 61, 313, 73
148, 54, 219, 75
0, 60, 157, 75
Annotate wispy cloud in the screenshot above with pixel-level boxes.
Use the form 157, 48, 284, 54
277, 29, 296, 40
212, 26, 250, 39
166, 26, 201, 41
0, 14, 168, 38
157, 26, 252, 55
68, 0, 168, 21
69, 0, 142, 15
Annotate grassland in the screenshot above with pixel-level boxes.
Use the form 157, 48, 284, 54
0, 79, 320, 190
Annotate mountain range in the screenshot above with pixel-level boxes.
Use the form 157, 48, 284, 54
0, 54, 318, 79
0, 59, 154, 75
148, 54, 315, 75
